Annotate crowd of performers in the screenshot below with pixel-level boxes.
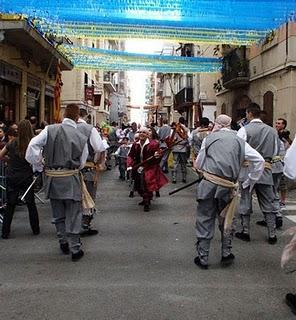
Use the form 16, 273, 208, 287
1, 101, 296, 312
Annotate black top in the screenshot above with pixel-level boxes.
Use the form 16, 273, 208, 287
6, 140, 33, 180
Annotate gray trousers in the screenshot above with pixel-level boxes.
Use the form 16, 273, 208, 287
238, 184, 276, 237
50, 199, 82, 254
272, 173, 282, 218
159, 149, 170, 172
196, 198, 233, 265
81, 180, 97, 229
172, 152, 187, 181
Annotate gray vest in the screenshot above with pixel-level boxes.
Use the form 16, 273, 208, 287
197, 130, 245, 201
245, 122, 277, 185
44, 123, 87, 201
77, 122, 95, 162
245, 122, 277, 160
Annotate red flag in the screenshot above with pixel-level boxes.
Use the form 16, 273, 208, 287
54, 60, 62, 123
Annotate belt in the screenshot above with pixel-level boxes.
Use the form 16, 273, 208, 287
84, 161, 96, 169
45, 169, 79, 177
242, 160, 272, 170
272, 156, 283, 163
202, 171, 238, 232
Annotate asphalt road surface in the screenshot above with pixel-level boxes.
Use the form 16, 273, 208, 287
1, 167, 296, 320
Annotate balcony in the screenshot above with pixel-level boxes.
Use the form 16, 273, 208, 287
173, 88, 193, 113
103, 71, 116, 92
222, 49, 250, 89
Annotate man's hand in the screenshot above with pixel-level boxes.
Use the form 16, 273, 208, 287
127, 166, 133, 171
154, 151, 162, 158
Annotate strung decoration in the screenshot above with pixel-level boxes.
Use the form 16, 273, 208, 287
1, 0, 296, 44
58, 45, 222, 73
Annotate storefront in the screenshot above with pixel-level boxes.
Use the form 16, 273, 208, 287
45, 84, 54, 123
0, 61, 21, 125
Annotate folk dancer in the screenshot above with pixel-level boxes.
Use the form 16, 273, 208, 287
127, 127, 168, 212
171, 117, 190, 184
77, 116, 106, 236
235, 103, 279, 244
190, 117, 211, 161
256, 136, 285, 229
157, 119, 171, 173
194, 114, 264, 269
26, 104, 89, 261
114, 137, 131, 181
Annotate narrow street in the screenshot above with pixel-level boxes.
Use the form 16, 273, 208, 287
0, 167, 296, 320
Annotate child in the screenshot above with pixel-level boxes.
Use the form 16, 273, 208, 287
114, 137, 130, 180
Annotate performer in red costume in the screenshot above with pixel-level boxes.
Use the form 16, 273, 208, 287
127, 127, 168, 212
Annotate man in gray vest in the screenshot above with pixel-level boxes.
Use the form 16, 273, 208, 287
171, 117, 190, 183
190, 117, 211, 160
127, 122, 138, 143
235, 103, 279, 244
77, 113, 106, 236
26, 104, 88, 261
157, 119, 171, 173
194, 114, 264, 269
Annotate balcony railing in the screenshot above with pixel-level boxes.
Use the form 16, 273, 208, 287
174, 88, 193, 112
221, 49, 249, 89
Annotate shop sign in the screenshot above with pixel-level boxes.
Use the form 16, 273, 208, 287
28, 74, 41, 91
0, 61, 22, 84
45, 84, 54, 97
85, 86, 94, 101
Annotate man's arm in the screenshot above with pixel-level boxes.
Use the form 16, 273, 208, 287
25, 127, 48, 172
194, 138, 206, 170
241, 141, 265, 189
237, 126, 247, 141
90, 127, 106, 153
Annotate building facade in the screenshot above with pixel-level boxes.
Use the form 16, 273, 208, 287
216, 22, 296, 134
61, 39, 128, 126
0, 17, 72, 125
154, 44, 217, 128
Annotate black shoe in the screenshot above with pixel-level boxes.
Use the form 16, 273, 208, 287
60, 243, 70, 255
129, 192, 134, 198
235, 232, 251, 242
268, 236, 277, 244
256, 220, 267, 227
1, 234, 9, 239
221, 253, 235, 266
144, 204, 150, 212
286, 293, 296, 315
80, 229, 98, 237
194, 256, 208, 270
163, 169, 169, 174
32, 227, 40, 235
182, 179, 187, 183
155, 191, 160, 198
72, 250, 84, 261
276, 217, 283, 229
138, 200, 145, 206
172, 180, 176, 184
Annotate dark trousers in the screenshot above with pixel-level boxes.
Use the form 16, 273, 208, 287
2, 177, 40, 237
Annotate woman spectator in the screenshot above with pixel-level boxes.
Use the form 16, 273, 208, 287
0, 120, 40, 239
0, 128, 6, 149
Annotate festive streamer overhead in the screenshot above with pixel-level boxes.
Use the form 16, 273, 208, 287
1, 0, 296, 44
58, 45, 222, 73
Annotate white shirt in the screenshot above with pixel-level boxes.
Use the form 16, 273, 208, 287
77, 118, 106, 154
284, 134, 296, 180
237, 118, 278, 156
196, 128, 264, 188
25, 118, 88, 172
